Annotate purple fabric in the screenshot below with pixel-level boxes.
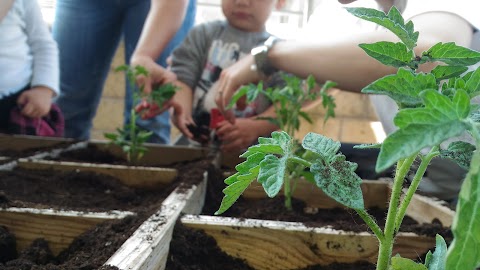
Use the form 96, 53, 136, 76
8, 104, 64, 137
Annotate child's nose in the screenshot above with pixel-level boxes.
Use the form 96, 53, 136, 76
234, 0, 251, 6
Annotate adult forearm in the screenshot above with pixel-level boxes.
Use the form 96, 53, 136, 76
269, 33, 398, 93
132, 0, 189, 60
268, 12, 474, 93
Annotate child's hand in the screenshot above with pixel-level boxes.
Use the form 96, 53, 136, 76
17, 86, 54, 118
170, 104, 195, 141
135, 98, 174, 119
216, 118, 260, 152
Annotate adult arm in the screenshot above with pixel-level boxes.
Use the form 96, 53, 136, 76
130, 0, 189, 92
216, 11, 474, 122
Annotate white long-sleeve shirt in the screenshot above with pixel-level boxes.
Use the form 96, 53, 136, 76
0, 0, 59, 98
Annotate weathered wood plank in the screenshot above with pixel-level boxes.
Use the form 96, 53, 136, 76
89, 140, 208, 166
406, 191, 455, 227
0, 134, 73, 152
243, 180, 389, 209
17, 159, 177, 188
105, 175, 207, 270
0, 208, 133, 255
181, 215, 434, 270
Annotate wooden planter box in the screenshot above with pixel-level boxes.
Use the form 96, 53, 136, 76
0, 134, 74, 165
0, 142, 211, 269
178, 179, 455, 270
16, 140, 214, 188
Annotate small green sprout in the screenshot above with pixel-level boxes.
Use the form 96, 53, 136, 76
104, 65, 179, 164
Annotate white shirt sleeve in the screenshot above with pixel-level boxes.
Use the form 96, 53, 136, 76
22, 0, 59, 95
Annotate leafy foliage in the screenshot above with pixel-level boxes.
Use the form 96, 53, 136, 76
229, 74, 336, 137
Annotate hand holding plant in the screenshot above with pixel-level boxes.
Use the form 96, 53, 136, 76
217, 6, 480, 270
104, 65, 179, 164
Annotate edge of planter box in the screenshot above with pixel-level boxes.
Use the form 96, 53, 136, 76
104, 173, 208, 270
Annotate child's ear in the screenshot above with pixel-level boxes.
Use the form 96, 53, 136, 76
275, 0, 286, 10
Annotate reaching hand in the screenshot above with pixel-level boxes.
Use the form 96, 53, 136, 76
215, 118, 260, 152
215, 55, 261, 124
17, 86, 54, 118
130, 55, 177, 94
170, 103, 195, 140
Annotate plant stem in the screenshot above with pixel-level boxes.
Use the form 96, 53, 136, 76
394, 147, 439, 233
129, 109, 137, 163
355, 209, 384, 241
284, 173, 292, 210
376, 154, 417, 270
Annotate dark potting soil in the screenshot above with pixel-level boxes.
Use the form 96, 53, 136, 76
0, 159, 210, 270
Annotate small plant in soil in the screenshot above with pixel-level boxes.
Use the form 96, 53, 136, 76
104, 65, 178, 163
217, 6, 480, 270
227, 74, 336, 210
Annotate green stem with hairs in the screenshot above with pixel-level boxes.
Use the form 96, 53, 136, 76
395, 147, 439, 233
376, 154, 417, 270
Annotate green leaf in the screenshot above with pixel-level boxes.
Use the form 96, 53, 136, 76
258, 154, 287, 197
424, 235, 447, 270
377, 89, 471, 172
440, 141, 475, 170
391, 257, 427, 270
465, 67, 480, 96
423, 42, 480, 66
320, 80, 336, 123
311, 155, 364, 210
354, 143, 382, 149
359, 42, 412, 68
362, 68, 437, 108
302, 133, 341, 162
298, 111, 313, 124
346, 7, 418, 50
302, 133, 363, 209
227, 85, 251, 109
431, 66, 469, 82
446, 149, 480, 270
216, 152, 265, 215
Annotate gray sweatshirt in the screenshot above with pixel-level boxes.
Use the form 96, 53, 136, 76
171, 20, 274, 120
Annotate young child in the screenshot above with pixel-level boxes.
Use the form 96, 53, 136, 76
140, 0, 286, 150
0, 0, 62, 136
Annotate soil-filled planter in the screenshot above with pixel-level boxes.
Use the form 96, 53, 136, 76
0, 153, 211, 269
176, 173, 454, 270
0, 134, 74, 165
17, 140, 226, 188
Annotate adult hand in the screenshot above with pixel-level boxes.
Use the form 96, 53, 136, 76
17, 86, 54, 118
215, 54, 261, 124
215, 118, 260, 152
130, 55, 177, 94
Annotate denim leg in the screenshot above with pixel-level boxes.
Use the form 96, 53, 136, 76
53, 0, 124, 140
123, 0, 197, 144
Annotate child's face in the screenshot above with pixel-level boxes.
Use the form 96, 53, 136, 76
222, 0, 282, 32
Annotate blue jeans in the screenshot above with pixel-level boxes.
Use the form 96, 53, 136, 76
53, 0, 196, 144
